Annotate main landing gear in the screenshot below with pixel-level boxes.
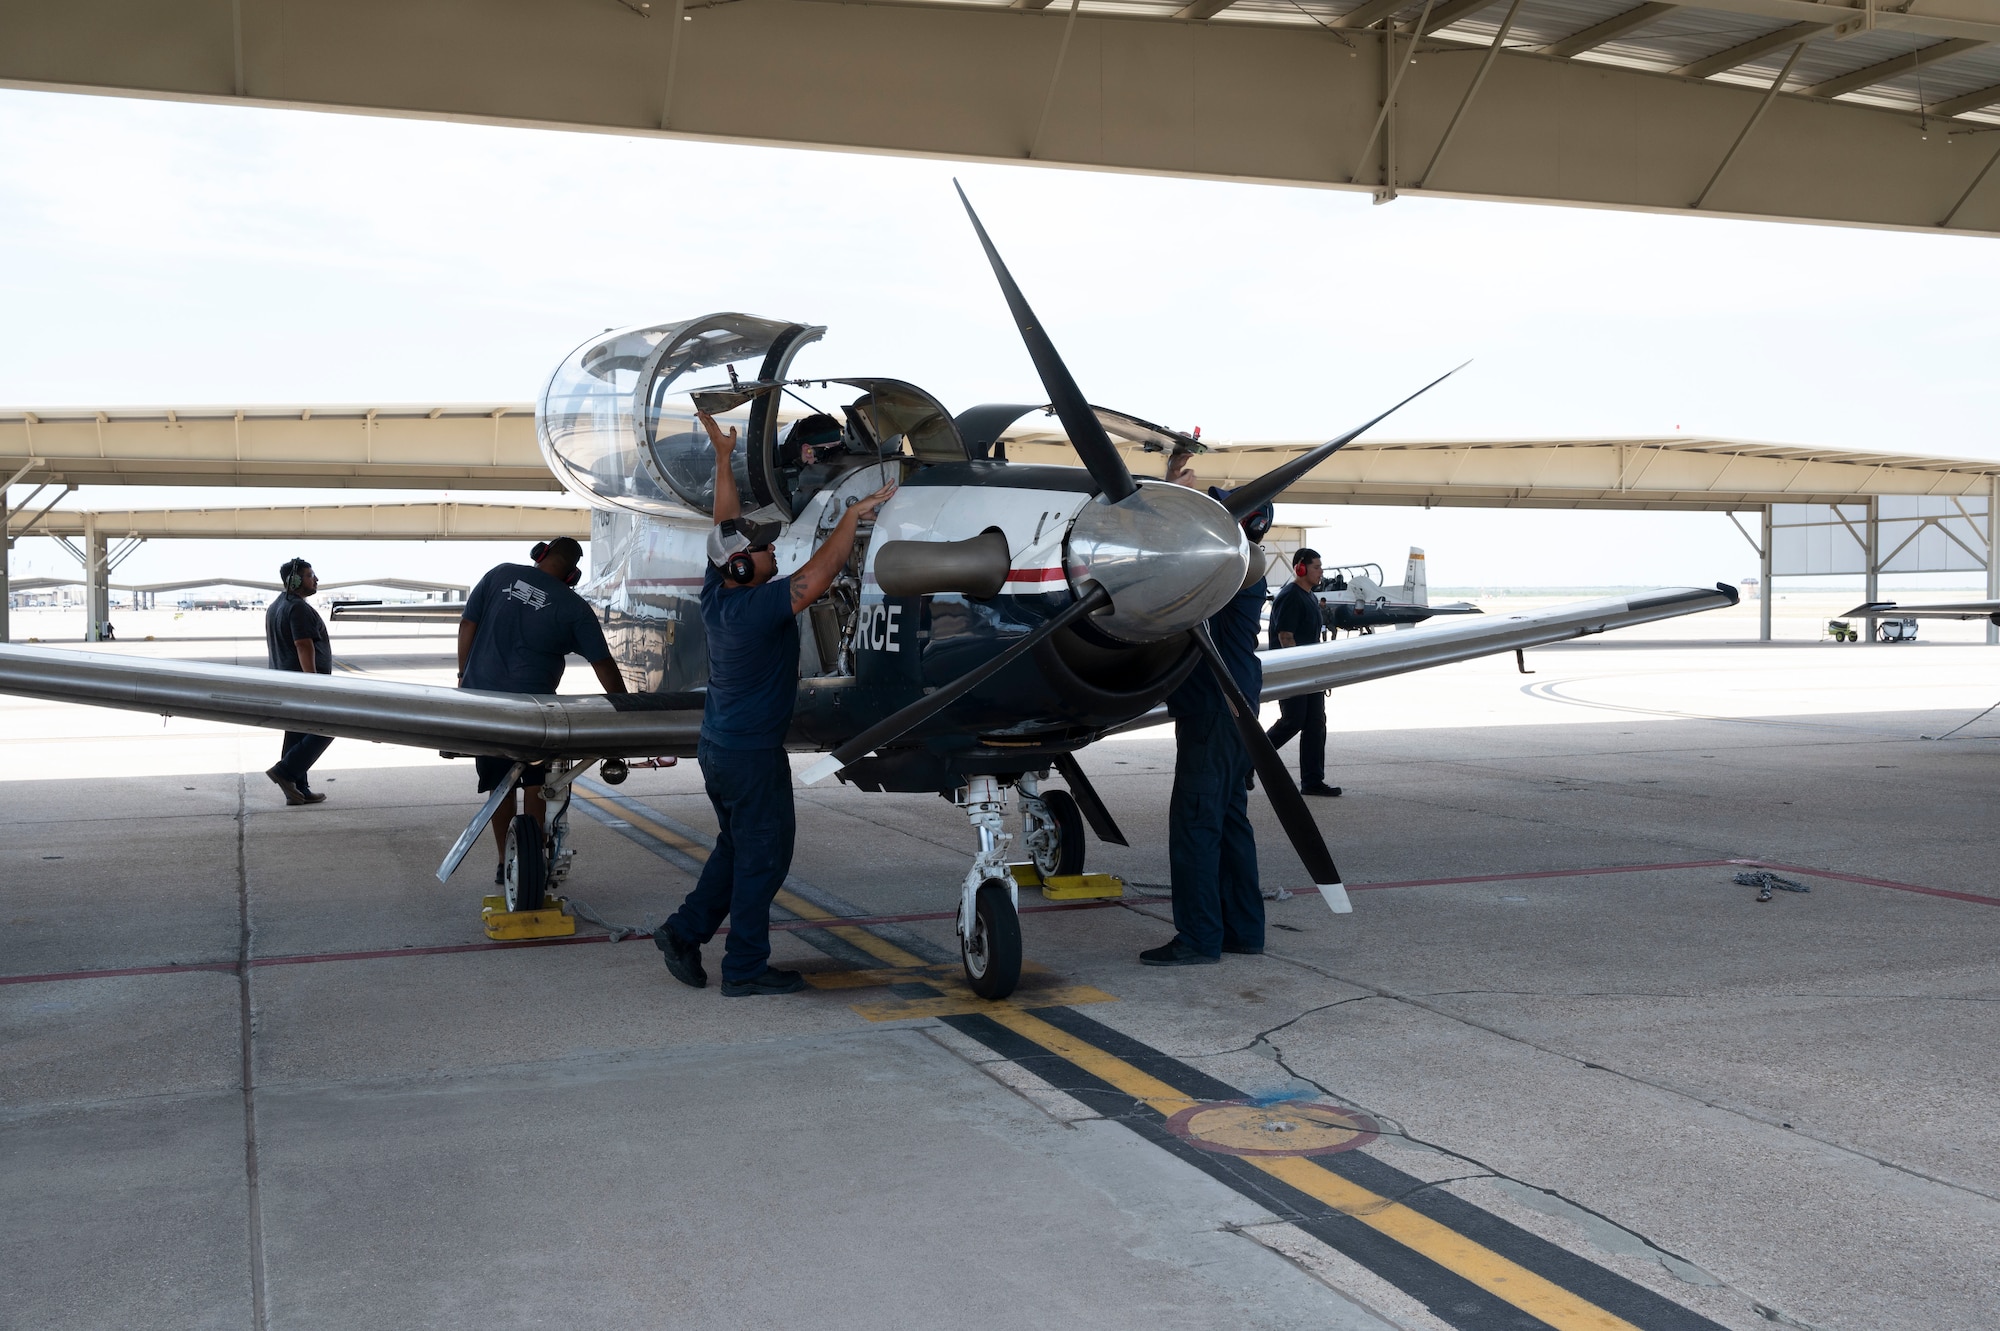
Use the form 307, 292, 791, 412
953, 772, 1091, 1000
501, 761, 581, 913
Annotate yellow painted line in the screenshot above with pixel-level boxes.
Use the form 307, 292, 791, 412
848, 983, 1113, 1022
986, 1007, 1199, 1116
579, 789, 927, 969
770, 888, 928, 969
986, 1008, 1647, 1331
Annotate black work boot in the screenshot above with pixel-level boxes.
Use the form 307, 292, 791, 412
1139, 939, 1220, 967
654, 926, 707, 989
265, 767, 306, 806
721, 967, 805, 997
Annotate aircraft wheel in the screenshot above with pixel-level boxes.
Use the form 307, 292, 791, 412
1032, 790, 1086, 878
961, 879, 1022, 1001
505, 814, 547, 913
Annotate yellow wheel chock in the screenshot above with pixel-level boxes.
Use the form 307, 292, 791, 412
1009, 863, 1126, 901
480, 894, 578, 941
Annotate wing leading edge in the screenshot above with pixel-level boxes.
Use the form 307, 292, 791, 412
0, 644, 703, 761
1260, 585, 1740, 700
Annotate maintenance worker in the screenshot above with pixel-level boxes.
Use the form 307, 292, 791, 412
653, 409, 894, 998
458, 536, 630, 883
1266, 547, 1341, 798
264, 557, 333, 807
1142, 482, 1273, 967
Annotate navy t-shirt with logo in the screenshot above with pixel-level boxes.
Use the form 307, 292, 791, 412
461, 563, 612, 695
699, 562, 798, 749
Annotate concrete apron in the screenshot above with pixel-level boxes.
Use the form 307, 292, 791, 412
6, 639, 2000, 1331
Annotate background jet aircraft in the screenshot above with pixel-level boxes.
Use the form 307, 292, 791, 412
1308, 547, 1481, 635
0, 187, 1739, 1000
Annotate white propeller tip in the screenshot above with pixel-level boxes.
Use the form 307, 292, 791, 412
1319, 883, 1353, 914
800, 754, 844, 786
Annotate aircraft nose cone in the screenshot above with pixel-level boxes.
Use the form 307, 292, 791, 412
1063, 482, 1250, 643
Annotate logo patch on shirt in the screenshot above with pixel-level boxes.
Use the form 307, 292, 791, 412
504, 580, 548, 610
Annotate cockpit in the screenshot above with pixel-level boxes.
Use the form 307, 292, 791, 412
537, 314, 970, 523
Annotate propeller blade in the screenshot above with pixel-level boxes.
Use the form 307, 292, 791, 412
954, 181, 1137, 503
801, 584, 1112, 785
1223, 362, 1469, 520
1188, 622, 1351, 913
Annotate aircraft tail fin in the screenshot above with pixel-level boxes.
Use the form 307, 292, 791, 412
1401, 547, 1428, 606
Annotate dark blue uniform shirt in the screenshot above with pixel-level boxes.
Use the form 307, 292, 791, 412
1167, 576, 1267, 721
699, 562, 799, 749
1267, 581, 1324, 651
265, 593, 331, 675
461, 562, 611, 694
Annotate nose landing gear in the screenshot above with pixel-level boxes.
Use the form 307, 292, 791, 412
955, 774, 1023, 999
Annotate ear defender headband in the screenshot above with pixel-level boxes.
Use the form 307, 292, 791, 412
282, 558, 310, 593
530, 540, 583, 587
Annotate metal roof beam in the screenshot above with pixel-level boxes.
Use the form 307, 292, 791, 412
1172, 0, 1236, 19
1930, 82, 2000, 117
1540, 2, 1676, 58
1333, 0, 1408, 28
1677, 21, 1834, 79
1417, 0, 1501, 35
1805, 37, 1988, 100
1649, 0, 1999, 46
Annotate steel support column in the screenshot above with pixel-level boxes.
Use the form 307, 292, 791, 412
1759, 504, 1773, 642
1989, 476, 1999, 646
1863, 496, 1880, 644
0, 485, 9, 644
83, 514, 108, 642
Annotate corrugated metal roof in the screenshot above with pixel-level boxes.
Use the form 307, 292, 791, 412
905, 0, 2000, 126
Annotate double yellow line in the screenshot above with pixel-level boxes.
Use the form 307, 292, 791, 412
985, 1007, 1649, 1331
581, 785, 1656, 1331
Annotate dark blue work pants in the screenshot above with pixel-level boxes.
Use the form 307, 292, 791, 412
1167, 711, 1262, 958
1266, 692, 1326, 787
274, 732, 333, 787
664, 741, 796, 984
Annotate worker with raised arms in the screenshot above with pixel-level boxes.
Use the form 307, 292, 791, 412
653, 410, 895, 997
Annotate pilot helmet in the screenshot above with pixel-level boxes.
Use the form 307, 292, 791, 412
783, 413, 845, 466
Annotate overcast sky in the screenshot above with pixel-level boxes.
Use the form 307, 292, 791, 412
2, 88, 1994, 591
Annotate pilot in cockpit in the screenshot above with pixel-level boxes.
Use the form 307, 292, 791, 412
780, 413, 848, 470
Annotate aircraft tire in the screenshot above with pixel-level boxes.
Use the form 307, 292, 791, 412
961, 880, 1022, 1001
506, 814, 547, 913
1036, 790, 1086, 878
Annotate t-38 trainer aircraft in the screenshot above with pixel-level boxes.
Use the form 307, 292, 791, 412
0, 186, 1738, 999
1311, 548, 1481, 635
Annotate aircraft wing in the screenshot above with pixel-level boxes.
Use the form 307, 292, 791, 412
1261, 584, 1739, 700
328, 603, 466, 623
0, 644, 703, 760
1841, 600, 2000, 621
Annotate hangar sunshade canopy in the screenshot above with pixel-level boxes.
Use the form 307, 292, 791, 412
3, 0, 1998, 235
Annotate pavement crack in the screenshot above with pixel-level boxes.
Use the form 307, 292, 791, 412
1267, 954, 2000, 1209
1190, 995, 1380, 1058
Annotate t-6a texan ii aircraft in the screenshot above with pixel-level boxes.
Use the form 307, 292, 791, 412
0, 187, 1739, 1000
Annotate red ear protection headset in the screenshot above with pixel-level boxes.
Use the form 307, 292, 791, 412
530, 541, 583, 588
724, 545, 770, 585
